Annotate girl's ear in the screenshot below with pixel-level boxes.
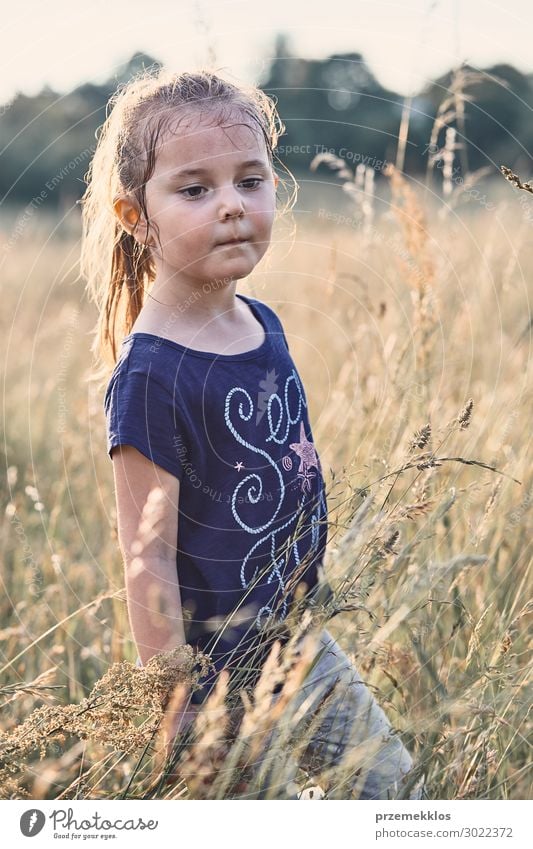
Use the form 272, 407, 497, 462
113, 195, 153, 245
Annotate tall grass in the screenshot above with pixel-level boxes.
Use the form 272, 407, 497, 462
0, 166, 531, 799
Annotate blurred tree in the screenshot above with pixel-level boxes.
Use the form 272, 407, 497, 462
1, 44, 531, 211
0, 53, 162, 210
418, 63, 533, 175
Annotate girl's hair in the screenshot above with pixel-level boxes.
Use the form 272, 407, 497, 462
80, 66, 297, 384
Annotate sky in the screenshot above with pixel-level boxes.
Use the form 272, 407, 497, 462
1, 0, 532, 106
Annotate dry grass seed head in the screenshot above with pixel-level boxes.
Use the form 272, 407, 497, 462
0, 646, 210, 767
458, 398, 474, 429
409, 423, 432, 452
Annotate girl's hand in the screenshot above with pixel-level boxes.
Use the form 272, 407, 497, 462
162, 693, 200, 761
150, 695, 201, 793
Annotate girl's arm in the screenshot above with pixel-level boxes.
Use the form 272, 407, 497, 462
111, 445, 199, 739
112, 444, 185, 659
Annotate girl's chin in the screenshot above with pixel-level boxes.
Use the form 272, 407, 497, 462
206, 258, 256, 277
161, 257, 258, 285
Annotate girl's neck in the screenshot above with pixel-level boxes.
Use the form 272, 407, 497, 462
147, 277, 242, 322
129, 278, 265, 356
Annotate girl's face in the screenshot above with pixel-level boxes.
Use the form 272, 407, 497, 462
139, 108, 279, 290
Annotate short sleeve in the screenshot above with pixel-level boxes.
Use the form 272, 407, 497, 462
104, 365, 185, 482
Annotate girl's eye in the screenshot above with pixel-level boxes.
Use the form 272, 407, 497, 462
240, 178, 262, 189
178, 178, 263, 199
179, 186, 205, 199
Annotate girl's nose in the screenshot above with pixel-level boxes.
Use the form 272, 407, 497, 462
218, 185, 245, 219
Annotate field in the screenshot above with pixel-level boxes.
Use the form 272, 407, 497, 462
0, 166, 531, 799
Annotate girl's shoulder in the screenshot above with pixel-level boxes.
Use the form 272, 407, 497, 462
239, 293, 284, 327
238, 293, 289, 347
103, 335, 170, 410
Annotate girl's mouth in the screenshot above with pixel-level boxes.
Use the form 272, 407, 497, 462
216, 239, 249, 247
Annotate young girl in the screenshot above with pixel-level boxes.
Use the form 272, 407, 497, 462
81, 67, 423, 800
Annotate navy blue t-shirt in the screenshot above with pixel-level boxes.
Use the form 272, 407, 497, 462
104, 293, 328, 702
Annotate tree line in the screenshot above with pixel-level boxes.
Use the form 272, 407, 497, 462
1, 39, 532, 210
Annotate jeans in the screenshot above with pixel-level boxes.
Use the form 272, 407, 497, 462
245, 629, 424, 800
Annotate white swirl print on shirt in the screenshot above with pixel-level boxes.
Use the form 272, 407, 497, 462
224, 371, 326, 629
224, 386, 285, 535
265, 368, 305, 444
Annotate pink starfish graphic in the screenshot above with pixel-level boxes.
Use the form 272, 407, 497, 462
289, 422, 320, 492
299, 467, 316, 493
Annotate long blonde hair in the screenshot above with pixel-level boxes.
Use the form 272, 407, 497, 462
80, 66, 296, 385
